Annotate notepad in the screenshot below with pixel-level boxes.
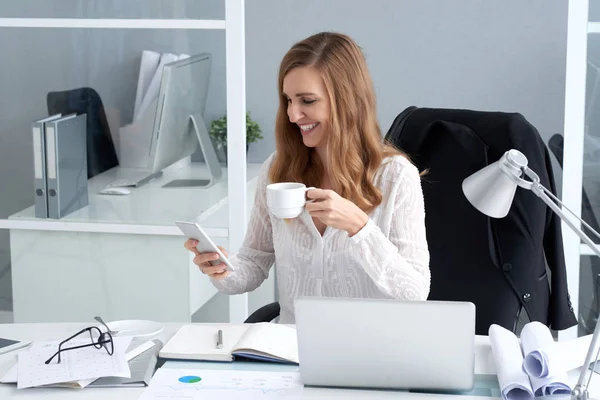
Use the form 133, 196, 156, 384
159, 323, 298, 364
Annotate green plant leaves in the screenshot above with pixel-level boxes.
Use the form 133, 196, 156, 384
209, 112, 263, 148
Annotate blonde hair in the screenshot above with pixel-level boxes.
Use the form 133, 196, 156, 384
269, 31, 406, 213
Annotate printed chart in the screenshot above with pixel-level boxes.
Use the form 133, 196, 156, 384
139, 368, 304, 399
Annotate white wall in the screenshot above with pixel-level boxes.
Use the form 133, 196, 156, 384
246, 0, 568, 162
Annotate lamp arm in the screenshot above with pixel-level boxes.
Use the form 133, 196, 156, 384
526, 173, 600, 400
527, 175, 600, 252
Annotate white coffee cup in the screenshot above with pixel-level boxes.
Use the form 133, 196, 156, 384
266, 182, 315, 219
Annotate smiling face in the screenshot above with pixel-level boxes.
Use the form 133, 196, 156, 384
282, 66, 331, 150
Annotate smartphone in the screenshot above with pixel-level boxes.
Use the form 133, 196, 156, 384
0, 337, 31, 355
175, 220, 235, 271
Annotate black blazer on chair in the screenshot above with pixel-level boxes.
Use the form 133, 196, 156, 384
386, 106, 577, 334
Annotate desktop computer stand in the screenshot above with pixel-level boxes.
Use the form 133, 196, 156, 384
162, 113, 223, 188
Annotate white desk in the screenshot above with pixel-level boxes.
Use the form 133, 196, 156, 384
0, 322, 538, 400
0, 162, 263, 323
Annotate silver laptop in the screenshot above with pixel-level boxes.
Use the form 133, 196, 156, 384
294, 297, 476, 392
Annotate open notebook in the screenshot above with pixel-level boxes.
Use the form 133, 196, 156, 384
159, 323, 298, 364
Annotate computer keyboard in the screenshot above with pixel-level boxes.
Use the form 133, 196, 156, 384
104, 179, 139, 188
104, 171, 164, 188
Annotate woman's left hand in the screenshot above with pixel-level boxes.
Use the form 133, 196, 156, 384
305, 188, 369, 236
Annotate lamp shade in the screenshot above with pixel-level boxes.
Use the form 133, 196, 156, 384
462, 149, 529, 218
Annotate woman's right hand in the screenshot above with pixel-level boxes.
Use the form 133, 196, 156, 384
184, 239, 230, 280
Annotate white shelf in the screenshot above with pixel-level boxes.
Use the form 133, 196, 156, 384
0, 219, 212, 236
0, 18, 225, 29
0, 162, 262, 237
589, 22, 600, 34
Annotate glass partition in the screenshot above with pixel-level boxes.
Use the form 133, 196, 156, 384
0, 1, 272, 325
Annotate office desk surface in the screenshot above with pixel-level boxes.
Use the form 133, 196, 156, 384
0, 322, 593, 400
0, 162, 262, 236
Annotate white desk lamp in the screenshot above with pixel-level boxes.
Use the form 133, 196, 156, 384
462, 149, 600, 400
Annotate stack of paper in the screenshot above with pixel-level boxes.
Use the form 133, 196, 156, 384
0, 335, 139, 389
489, 322, 572, 400
19, 336, 132, 389
88, 339, 162, 387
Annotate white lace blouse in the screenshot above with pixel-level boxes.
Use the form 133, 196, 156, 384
210, 152, 431, 323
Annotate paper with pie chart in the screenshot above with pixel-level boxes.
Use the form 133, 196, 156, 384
138, 368, 303, 399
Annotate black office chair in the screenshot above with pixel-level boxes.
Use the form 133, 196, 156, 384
548, 133, 600, 335
47, 87, 120, 179
244, 301, 280, 323
384, 106, 574, 335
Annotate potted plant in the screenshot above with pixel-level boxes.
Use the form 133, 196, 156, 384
209, 112, 263, 163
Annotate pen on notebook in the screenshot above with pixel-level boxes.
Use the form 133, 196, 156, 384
216, 329, 223, 349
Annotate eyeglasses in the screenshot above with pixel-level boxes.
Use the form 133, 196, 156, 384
45, 326, 114, 364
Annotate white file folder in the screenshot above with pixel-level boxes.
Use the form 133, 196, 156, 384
133, 50, 161, 121
134, 53, 178, 122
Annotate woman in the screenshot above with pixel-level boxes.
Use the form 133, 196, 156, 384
185, 32, 430, 323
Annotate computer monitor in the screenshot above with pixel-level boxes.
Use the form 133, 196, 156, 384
149, 52, 222, 188
108, 53, 222, 189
